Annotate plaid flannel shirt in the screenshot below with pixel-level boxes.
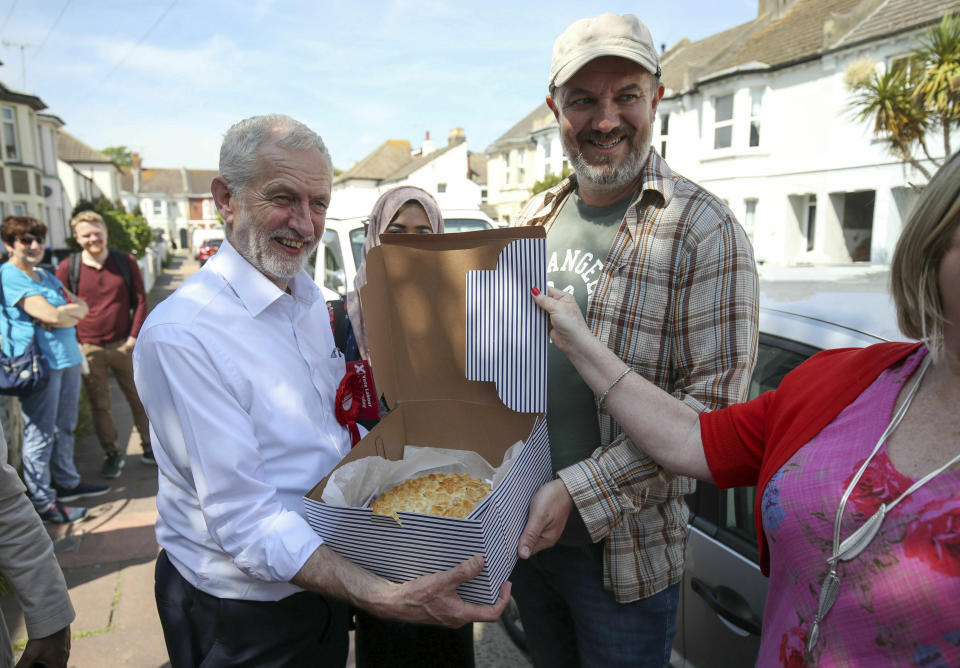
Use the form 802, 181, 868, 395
520, 149, 759, 602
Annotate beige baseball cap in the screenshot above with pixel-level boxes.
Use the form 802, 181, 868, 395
549, 13, 661, 88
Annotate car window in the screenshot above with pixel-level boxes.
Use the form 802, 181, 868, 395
748, 334, 817, 401
444, 218, 493, 233
690, 333, 820, 560
348, 226, 365, 271
321, 228, 346, 295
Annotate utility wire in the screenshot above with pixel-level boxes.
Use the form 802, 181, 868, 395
91, 0, 177, 92
30, 0, 71, 62
0, 0, 18, 39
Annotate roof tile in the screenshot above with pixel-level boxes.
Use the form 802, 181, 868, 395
334, 139, 412, 184
57, 130, 113, 164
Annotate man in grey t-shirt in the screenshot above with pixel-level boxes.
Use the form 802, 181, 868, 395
512, 13, 758, 668
546, 192, 630, 474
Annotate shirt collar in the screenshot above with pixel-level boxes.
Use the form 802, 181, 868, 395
210, 238, 319, 317
636, 148, 675, 208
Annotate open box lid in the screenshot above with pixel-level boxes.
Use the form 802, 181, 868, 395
361, 226, 547, 414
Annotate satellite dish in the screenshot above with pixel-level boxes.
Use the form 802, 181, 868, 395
43, 185, 53, 197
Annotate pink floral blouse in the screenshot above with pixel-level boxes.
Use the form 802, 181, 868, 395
758, 347, 960, 666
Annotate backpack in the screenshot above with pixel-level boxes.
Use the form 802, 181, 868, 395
68, 250, 135, 306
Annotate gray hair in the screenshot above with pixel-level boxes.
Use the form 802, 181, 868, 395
218, 114, 332, 196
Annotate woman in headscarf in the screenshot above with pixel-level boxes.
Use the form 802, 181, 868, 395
339, 187, 473, 667
343, 186, 444, 362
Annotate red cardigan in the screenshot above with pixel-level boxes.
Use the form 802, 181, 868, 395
699, 340, 923, 576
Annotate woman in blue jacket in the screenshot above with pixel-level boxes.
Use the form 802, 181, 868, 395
1, 216, 105, 524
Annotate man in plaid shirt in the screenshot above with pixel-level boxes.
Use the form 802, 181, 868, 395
512, 13, 758, 667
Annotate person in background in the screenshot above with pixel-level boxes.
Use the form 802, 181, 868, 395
510, 12, 758, 667
525, 150, 960, 665
338, 186, 472, 667
0, 421, 73, 668
0, 216, 108, 524
342, 186, 444, 362
56, 211, 153, 479
133, 114, 508, 667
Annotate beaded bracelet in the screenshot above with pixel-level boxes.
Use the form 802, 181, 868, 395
597, 367, 631, 409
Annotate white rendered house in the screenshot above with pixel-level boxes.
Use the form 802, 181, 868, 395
484, 0, 960, 263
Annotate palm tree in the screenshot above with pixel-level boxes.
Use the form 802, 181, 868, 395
849, 68, 934, 179
847, 12, 960, 179
912, 13, 960, 157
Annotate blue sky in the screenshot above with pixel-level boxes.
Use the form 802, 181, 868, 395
2, 0, 757, 171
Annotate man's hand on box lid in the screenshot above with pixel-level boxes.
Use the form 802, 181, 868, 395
517, 479, 574, 559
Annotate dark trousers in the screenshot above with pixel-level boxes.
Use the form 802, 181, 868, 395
510, 543, 680, 668
155, 550, 349, 667
355, 610, 474, 668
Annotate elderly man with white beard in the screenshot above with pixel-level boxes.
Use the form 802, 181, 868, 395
133, 114, 509, 668
510, 13, 759, 668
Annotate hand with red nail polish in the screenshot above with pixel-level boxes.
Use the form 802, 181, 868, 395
531, 286, 541, 296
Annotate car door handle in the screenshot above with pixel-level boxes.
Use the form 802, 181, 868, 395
690, 577, 762, 636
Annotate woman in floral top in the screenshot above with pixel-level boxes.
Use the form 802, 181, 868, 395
524, 150, 960, 666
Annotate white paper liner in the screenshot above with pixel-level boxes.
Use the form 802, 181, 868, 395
321, 440, 525, 511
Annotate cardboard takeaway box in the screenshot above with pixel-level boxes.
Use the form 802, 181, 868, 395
304, 226, 551, 605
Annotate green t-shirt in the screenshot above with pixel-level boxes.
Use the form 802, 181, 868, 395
546, 190, 632, 472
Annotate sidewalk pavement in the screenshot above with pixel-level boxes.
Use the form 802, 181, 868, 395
3, 248, 529, 668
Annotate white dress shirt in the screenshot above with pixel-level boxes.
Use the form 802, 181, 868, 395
134, 239, 352, 601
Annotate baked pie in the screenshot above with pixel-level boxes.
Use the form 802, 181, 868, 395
370, 472, 491, 520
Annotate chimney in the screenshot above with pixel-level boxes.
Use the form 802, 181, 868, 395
421, 130, 435, 156
448, 127, 466, 145
758, 0, 794, 18
131, 152, 142, 193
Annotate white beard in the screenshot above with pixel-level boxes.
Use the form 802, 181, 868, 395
230, 206, 317, 282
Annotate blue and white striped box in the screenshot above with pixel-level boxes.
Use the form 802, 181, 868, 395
304, 227, 549, 605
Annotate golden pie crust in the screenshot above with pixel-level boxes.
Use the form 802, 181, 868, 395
370, 472, 491, 520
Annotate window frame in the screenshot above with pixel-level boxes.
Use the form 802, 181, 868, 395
748, 89, 763, 148
889, 53, 925, 86
712, 93, 734, 150
2, 107, 20, 163
659, 111, 670, 159
744, 198, 758, 244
